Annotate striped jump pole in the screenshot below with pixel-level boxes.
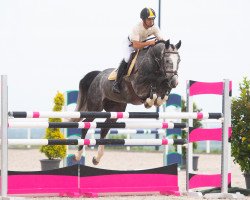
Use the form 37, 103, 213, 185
88, 128, 167, 135
7, 139, 187, 146
8, 121, 187, 129
8, 111, 223, 119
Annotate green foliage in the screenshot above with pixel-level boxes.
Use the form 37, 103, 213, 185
40, 92, 66, 159
231, 77, 250, 173
109, 134, 127, 139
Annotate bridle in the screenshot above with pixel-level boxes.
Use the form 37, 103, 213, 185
151, 44, 179, 89
150, 46, 179, 81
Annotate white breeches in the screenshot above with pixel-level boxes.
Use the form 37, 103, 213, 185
122, 38, 134, 63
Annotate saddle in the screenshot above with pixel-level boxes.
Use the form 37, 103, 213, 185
108, 50, 139, 81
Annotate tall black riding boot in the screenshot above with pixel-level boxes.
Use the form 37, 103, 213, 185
112, 60, 128, 94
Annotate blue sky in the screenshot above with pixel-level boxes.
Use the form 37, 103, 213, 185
1, 0, 250, 112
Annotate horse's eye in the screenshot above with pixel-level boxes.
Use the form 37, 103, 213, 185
166, 60, 172, 64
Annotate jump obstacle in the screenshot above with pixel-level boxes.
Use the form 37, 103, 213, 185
1, 75, 244, 198
9, 111, 223, 119
62, 91, 184, 166
6, 138, 186, 146
8, 121, 187, 129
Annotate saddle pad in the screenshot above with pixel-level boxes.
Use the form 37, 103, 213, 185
108, 69, 117, 81
108, 50, 139, 81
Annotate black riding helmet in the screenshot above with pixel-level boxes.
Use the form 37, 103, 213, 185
140, 8, 156, 20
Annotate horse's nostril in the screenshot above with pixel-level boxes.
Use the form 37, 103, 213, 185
170, 76, 178, 88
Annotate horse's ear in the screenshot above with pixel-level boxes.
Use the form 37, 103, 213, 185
175, 40, 181, 50
165, 39, 170, 49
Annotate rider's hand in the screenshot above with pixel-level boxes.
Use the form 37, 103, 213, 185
148, 40, 156, 46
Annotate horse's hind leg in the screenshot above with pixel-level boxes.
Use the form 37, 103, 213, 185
75, 118, 94, 161
74, 94, 104, 163
92, 101, 127, 165
92, 118, 118, 165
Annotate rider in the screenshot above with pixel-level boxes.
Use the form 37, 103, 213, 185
112, 7, 166, 94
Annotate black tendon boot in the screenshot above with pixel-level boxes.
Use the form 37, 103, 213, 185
112, 60, 128, 94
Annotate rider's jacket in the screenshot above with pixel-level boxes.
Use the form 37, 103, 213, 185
129, 21, 164, 42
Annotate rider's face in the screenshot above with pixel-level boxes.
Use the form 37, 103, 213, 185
144, 18, 155, 28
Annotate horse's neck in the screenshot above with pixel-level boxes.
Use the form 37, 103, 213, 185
138, 48, 149, 58
136, 49, 149, 66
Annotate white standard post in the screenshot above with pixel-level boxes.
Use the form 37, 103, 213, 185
221, 79, 230, 193
126, 131, 131, 151
1, 75, 8, 199
27, 128, 31, 149
162, 104, 167, 165
62, 92, 68, 167
90, 131, 95, 150
186, 81, 193, 192
206, 141, 210, 154
204, 122, 211, 154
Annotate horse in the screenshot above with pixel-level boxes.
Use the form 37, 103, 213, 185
72, 39, 181, 165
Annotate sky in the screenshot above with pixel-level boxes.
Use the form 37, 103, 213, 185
1, 0, 250, 113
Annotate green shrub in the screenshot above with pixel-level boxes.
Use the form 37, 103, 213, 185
231, 77, 250, 173
40, 92, 67, 159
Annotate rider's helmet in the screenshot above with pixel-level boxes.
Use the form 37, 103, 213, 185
140, 8, 156, 20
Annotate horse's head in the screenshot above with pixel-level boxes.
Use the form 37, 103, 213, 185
150, 40, 181, 89
128, 39, 181, 108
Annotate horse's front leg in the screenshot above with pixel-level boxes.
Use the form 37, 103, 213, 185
154, 88, 171, 106
92, 118, 118, 165
145, 85, 157, 108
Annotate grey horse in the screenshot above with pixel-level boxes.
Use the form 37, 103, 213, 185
72, 40, 181, 165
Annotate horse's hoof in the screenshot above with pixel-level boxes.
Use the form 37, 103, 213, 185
92, 157, 99, 165
144, 102, 152, 109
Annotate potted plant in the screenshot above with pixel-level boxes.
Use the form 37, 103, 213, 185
40, 92, 67, 170
175, 99, 202, 170
231, 77, 250, 189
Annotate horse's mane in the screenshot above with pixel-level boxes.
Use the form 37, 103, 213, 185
156, 40, 175, 50
155, 40, 166, 44
142, 40, 166, 51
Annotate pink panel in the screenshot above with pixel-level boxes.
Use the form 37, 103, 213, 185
189, 127, 232, 142
190, 128, 222, 142
80, 174, 179, 194
189, 81, 232, 96
189, 173, 231, 189
8, 175, 78, 195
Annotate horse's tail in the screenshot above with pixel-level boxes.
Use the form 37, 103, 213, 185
75, 71, 101, 112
